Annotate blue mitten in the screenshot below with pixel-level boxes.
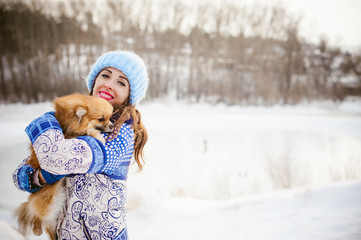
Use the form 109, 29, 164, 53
13, 158, 41, 193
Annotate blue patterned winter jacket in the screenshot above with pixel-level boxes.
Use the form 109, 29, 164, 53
13, 112, 133, 240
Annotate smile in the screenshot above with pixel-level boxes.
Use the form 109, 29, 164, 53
99, 91, 114, 100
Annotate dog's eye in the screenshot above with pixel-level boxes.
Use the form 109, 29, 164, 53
98, 117, 105, 122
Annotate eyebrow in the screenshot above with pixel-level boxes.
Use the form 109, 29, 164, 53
102, 69, 128, 81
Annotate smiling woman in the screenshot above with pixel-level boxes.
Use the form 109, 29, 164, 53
12, 51, 149, 240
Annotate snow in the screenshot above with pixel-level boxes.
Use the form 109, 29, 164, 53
0, 98, 361, 239
128, 181, 361, 240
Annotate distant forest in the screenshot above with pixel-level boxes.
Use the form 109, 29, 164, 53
0, 0, 360, 104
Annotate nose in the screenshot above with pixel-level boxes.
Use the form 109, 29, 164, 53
104, 123, 114, 133
104, 81, 113, 90
104, 78, 116, 90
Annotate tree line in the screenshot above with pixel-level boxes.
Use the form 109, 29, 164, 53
0, 0, 360, 104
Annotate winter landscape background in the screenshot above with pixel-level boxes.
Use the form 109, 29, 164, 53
1, 0, 361, 239
0, 98, 361, 239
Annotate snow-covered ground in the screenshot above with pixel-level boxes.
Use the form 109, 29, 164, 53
0, 98, 361, 240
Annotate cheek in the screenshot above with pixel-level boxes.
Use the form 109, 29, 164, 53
116, 88, 129, 101
92, 78, 102, 93
123, 87, 130, 99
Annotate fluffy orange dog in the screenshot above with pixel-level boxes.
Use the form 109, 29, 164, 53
14, 93, 114, 240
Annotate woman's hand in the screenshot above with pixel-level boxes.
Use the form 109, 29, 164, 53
38, 170, 47, 185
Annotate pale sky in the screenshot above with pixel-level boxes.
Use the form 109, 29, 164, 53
195, 0, 361, 51
279, 0, 361, 50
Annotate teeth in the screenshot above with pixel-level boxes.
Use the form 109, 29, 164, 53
100, 92, 113, 99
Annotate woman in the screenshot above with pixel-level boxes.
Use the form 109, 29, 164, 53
13, 51, 149, 239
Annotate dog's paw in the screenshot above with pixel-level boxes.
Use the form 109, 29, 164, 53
88, 130, 106, 144
96, 136, 106, 144
93, 134, 106, 144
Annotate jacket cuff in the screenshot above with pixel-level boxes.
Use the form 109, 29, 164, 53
13, 163, 42, 193
40, 169, 67, 185
25, 111, 62, 144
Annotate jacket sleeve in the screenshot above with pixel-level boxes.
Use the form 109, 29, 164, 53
26, 112, 133, 178
13, 157, 67, 191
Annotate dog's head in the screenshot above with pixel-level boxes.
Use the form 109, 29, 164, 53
54, 94, 114, 137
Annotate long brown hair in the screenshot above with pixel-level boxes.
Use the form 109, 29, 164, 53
105, 104, 148, 171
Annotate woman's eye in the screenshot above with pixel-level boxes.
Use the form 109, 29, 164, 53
101, 74, 110, 79
118, 81, 126, 87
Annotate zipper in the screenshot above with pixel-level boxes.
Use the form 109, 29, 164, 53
79, 216, 91, 240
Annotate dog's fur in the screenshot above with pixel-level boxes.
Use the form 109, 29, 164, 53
14, 93, 114, 240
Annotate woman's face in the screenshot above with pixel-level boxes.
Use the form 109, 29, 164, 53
92, 67, 130, 107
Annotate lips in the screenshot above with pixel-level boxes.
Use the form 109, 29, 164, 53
99, 91, 114, 100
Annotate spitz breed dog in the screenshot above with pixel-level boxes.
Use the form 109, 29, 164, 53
14, 93, 114, 240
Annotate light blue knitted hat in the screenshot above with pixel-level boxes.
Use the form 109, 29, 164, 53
86, 51, 148, 105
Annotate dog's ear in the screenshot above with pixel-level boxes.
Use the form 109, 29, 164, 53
76, 106, 87, 122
